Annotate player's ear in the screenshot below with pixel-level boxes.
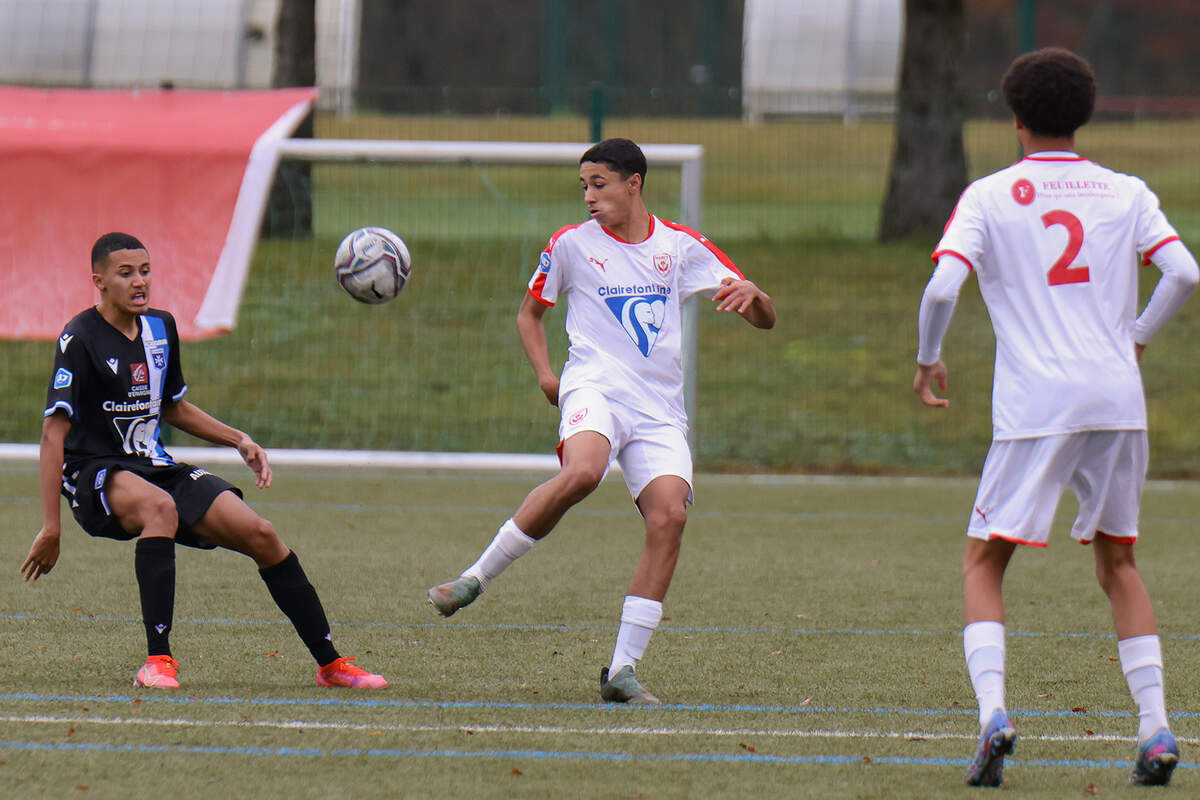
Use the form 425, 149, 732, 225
626, 173, 642, 195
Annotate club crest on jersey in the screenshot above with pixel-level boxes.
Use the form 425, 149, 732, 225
130, 363, 148, 385
538, 252, 552, 273
151, 350, 166, 370
605, 294, 667, 357
58, 333, 73, 353
1012, 178, 1036, 206
653, 253, 672, 275
106, 357, 119, 374
53, 368, 73, 389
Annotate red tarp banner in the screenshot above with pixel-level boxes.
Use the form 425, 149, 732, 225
0, 86, 317, 340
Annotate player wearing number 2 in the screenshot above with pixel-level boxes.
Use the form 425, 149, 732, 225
914, 49, 1198, 787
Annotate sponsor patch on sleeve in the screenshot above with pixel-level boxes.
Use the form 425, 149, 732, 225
53, 368, 73, 389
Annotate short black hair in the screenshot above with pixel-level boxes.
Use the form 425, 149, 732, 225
91, 232, 146, 271
1001, 47, 1096, 138
580, 138, 647, 189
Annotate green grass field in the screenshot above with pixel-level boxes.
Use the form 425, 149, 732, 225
4, 114, 1200, 475
2, 462, 1199, 797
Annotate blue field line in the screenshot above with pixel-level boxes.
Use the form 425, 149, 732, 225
0, 739, 1190, 770
8, 691, 1200, 720
5, 612, 1200, 644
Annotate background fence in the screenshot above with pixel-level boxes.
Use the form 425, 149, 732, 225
3, 1, 1200, 476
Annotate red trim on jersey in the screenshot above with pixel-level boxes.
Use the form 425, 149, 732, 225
527, 286, 554, 307
545, 222, 584, 255
1022, 154, 1087, 162
556, 439, 565, 464
601, 214, 656, 244
1141, 235, 1181, 266
658, 218, 746, 279
931, 249, 975, 272
988, 532, 1048, 548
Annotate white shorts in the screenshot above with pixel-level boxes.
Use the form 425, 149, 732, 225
558, 387, 693, 502
968, 430, 1148, 547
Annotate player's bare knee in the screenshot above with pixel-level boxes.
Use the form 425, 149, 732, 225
140, 492, 179, 535
559, 464, 604, 502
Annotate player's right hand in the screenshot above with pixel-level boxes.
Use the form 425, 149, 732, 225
914, 361, 950, 408
21, 527, 61, 581
539, 376, 561, 407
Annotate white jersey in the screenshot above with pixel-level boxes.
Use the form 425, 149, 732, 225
528, 215, 743, 430
935, 151, 1180, 439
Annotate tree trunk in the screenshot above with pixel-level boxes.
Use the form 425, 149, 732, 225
878, 0, 968, 241
263, 0, 316, 238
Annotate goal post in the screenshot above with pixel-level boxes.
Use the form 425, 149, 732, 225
276, 138, 706, 452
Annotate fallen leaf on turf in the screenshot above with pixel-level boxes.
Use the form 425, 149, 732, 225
1109, 657, 1119, 662
738, 743, 757, 753
906, 735, 926, 742
799, 697, 812, 706
1072, 707, 1087, 713
770, 650, 783, 656
75, 786, 87, 792
1085, 783, 1099, 795
948, 700, 960, 709
1037, 693, 1052, 699
66, 728, 74, 737
862, 756, 872, 764
371, 731, 382, 736
511, 768, 522, 776
464, 729, 475, 735
795, 614, 806, 619
265, 650, 280, 659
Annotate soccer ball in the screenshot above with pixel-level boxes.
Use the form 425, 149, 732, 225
333, 226, 412, 304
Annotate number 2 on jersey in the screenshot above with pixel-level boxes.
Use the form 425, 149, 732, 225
1042, 210, 1090, 286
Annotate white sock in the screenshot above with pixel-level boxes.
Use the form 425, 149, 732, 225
461, 518, 535, 592
1119, 634, 1169, 743
964, 621, 1006, 728
608, 596, 663, 675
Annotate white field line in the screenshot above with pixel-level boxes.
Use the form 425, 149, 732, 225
2, 714, 1180, 745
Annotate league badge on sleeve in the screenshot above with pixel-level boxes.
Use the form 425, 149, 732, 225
53, 368, 73, 389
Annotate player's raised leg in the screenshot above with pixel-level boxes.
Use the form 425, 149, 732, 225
105, 469, 184, 688
192, 491, 386, 688
427, 431, 611, 616
962, 537, 1017, 787
600, 474, 689, 705
1092, 535, 1178, 785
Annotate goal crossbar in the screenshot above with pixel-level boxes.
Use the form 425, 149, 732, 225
278, 138, 706, 457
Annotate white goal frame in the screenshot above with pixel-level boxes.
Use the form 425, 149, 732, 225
0, 140, 705, 471
279, 138, 707, 452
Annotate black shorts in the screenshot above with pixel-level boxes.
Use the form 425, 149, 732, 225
63, 459, 243, 549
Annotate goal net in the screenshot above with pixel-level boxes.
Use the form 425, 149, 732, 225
177, 140, 705, 464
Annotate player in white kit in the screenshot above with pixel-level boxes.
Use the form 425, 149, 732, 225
427, 138, 775, 703
914, 49, 1198, 787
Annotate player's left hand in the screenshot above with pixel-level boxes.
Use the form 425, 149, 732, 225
713, 277, 763, 314
237, 436, 273, 488
914, 361, 950, 408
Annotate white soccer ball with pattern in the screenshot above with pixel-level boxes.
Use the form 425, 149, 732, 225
334, 226, 412, 304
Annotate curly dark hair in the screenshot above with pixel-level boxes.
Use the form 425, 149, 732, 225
1001, 47, 1096, 138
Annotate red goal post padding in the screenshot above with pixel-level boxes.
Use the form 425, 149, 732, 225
0, 86, 317, 340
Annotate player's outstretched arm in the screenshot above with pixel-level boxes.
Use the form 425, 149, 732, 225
712, 277, 776, 329
21, 412, 70, 581
161, 400, 272, 488
517, 292, 561, 406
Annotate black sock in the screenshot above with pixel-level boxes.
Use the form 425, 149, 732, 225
259, 551, 340, 667
134, 537, 176, 657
